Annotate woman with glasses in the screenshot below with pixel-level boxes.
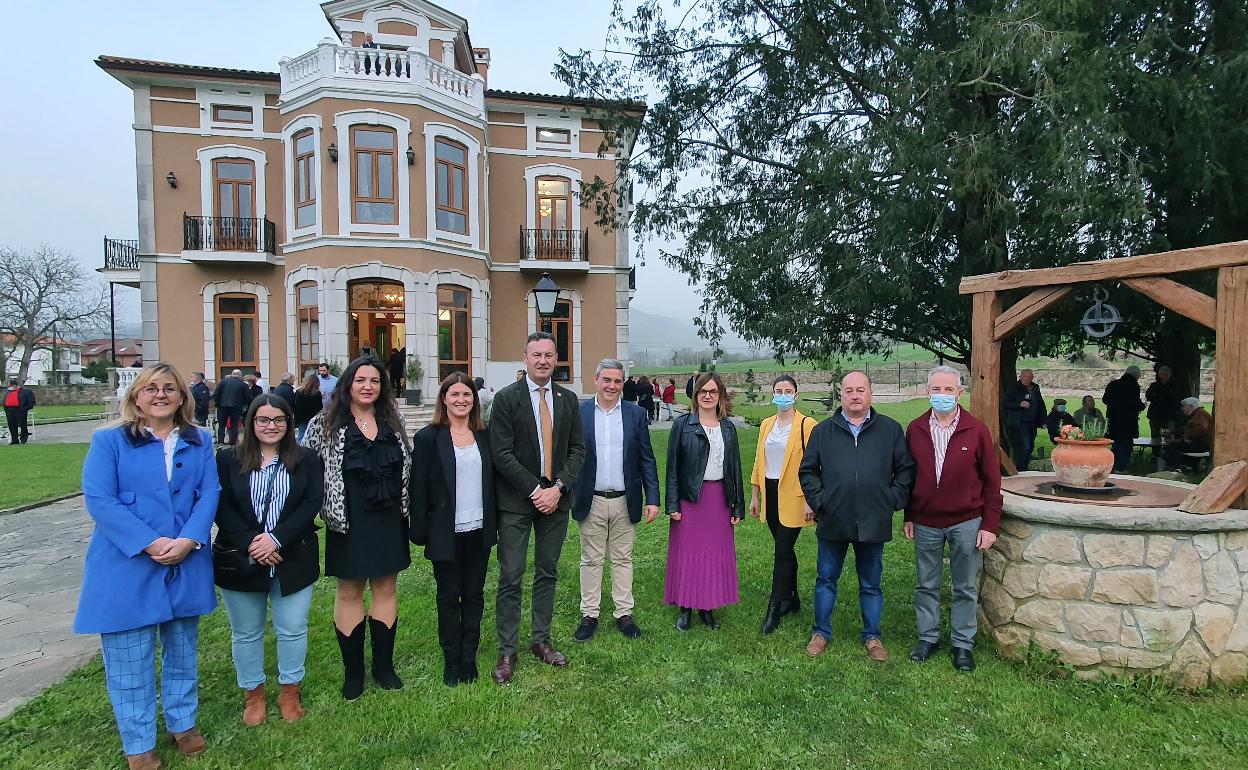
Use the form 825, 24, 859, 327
664, 372, 743, 630
75, 363, 220, 770
749, 375, 817, 634
213, 395, 323, 725
303, 357, 410, 700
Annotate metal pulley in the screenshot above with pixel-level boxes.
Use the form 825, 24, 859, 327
1080, 286, 1121, 339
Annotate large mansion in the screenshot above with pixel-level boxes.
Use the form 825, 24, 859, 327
97, 0, 644, 396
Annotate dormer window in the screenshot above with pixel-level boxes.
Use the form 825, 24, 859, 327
212, 104, 253, 123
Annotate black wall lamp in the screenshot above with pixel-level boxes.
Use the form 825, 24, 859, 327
407, 147, 416, 166
327, 143, 338, 163
165, 171, 177, 189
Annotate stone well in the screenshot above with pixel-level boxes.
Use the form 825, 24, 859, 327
979, 473, 1248, 688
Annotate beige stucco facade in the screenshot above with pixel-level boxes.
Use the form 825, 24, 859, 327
98, 0, 643, 397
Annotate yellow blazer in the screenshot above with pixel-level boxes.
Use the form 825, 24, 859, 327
750, 410, 817, 528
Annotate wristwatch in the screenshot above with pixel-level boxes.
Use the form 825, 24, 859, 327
554, 480, 566, 492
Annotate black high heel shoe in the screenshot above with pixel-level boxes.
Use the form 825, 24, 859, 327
675, 607, 692, 631
698, 609, 720, 630
761, 601, 783, 635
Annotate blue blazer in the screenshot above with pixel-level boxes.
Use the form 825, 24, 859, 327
74, 424, 221, 635
572, 399, 660, 523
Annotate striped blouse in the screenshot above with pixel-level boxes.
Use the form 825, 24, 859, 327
250, 457, 290, 549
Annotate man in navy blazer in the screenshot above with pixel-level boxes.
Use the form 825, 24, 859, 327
572, 359, 661, 641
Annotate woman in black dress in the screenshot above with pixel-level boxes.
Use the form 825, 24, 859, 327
292, 373, 323, 442
302, 357, 410, 700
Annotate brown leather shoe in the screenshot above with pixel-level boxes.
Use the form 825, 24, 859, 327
491, 654, 517, 685
865, 637, 889, 662
167, 727, 207, 757
126, 750, 162, 770
806, 634, 828, 657
242, 683, 265, 726
530, 642, 568, 668
278, 683, 304, 722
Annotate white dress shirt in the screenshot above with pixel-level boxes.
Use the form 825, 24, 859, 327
147, 426, 181, 481
703, 425, 725, 481
526, 376, 556, 472
764, 420, 791, 480
593, 397, 625, 492
453, 443, 485, 532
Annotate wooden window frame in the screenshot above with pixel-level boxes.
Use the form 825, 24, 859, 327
350, 125, 398, 225
437, 285, 472, 380
535, 175, 572, 231
213, 158, 256, 219
539, 299, 574, 383
216, 293, 259, 379
434, 138, 469, 235
212, 104, 253, 124
295, 281, 319, 375
293, 129, 316, 229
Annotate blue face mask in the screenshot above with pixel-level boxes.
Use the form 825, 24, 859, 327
1056, 404, 1067, 413
930, 394, 958, 414
772, 394, 796, 411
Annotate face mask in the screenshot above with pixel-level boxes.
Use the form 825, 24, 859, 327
772, 394, 796, 411
1056, 404, 1067, 413
930, 394, 957, 413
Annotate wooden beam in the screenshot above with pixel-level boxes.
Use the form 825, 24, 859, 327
1213, 265, 1248, 508
1179, 461, 1248, 514
998, 445, 1018, 477
970, 292, 1008, 472
993, 286, 1073, 341
959, 240, 1248, 294
1120, 277, 1216, 330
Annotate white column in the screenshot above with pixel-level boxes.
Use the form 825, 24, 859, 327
442, 41, 455, 66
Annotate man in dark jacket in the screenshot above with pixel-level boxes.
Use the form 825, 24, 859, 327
4, 379, 36, 444
904, 366, 1002, 673
685, 374, 696, 401
621, 375, 638, 402
189, 371, 211, 426
1002, 369, 1045, 472
799, 371, 914, 663
1045, 398, 1076, 441
212, 369, 249, 445
1145, 365, 1181, 445
273, 372, 297, 405
1103, 365, 1145, 471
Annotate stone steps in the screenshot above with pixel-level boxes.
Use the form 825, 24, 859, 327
398, 403, 435, 433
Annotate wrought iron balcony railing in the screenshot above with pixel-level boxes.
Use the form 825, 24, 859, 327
103, 237, 139, 270
520, 228, 589, 261
184, 215, 277, 255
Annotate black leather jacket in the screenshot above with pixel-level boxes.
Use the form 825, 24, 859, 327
664, 413, 745, 519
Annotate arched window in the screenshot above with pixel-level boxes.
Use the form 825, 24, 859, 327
292, 129, 317, 229
216, 293, 258, 379
348, 279, 405, 361
437, 285, 471, 380
295, 281, 319, 375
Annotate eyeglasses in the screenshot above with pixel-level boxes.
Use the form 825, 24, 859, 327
255, 416, 288, 427
697, 388, 720, 397
140, 385, 180, 397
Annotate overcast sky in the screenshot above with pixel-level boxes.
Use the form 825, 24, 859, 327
0, 0, 700, 325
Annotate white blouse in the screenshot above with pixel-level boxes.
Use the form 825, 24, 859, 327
703, 425, 725, 481
453, 443, 484, 533
764, 420, 791, 480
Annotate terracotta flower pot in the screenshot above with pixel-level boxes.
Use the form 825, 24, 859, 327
1051, 438, 1115, 488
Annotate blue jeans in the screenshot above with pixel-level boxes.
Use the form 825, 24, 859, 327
219, 583, 314, 689
100, 617, 200, 756
812, 538, 884, 642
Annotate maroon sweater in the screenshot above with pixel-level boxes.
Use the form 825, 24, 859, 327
904, 408, 1003, 533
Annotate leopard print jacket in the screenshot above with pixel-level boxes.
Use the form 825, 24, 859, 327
301, 411, 410, 534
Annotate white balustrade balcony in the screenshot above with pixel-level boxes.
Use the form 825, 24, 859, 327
280, 39, 485, 118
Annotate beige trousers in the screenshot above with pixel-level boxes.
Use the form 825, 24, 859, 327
578, 495, 636, 619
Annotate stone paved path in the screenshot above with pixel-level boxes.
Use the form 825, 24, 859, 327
0, 497, 97, 718
20, 419, 105, 445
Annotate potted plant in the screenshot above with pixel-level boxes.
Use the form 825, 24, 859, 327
404, 356, 423, 405
1051, 419, 1114, 488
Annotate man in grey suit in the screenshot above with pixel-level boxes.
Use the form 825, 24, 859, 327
489, 332, 586, 684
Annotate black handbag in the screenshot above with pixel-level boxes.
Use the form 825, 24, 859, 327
212, 465, 281, 581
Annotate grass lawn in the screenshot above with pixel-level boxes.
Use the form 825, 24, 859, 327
0, 443, 88, 509
30, 404, 106, 421
1, 413, 1243, 768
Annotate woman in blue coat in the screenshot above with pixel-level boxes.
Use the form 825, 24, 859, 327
74, 363, 221, 770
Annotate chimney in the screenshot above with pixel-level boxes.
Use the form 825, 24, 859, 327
473, 48, 491, 85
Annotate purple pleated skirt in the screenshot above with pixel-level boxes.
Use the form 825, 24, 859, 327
664, 480, 739, 610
